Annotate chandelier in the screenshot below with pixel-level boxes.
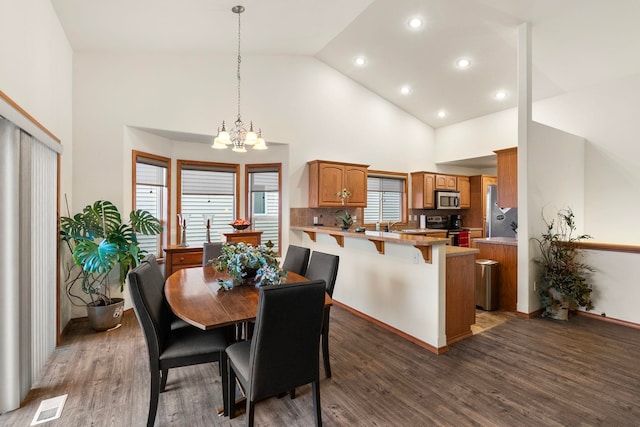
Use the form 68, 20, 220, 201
212, 5, 267, 152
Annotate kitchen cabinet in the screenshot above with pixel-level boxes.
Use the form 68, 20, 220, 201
308, 160, 369, 207
411, 172, 435, 208
466, 175, 497, 237
435, 174, 457, 191
494, 147, 517, 207
457, 176, 470, 208
164, 245, 203, 278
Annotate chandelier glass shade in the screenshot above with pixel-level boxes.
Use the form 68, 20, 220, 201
212, 5, 267, 152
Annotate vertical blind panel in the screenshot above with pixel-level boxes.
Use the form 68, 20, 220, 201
136, 162, 166, 186
0, 118, 21, 413
182, 170, 235, 195
21, 132, 57, 401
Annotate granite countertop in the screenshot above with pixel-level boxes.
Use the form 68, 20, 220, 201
472, 237, 518, 246
290, 226, 450, 246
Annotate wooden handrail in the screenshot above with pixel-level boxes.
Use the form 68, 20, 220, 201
573, 241, 640, 254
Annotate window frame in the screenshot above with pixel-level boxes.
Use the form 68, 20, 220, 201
177, 159, 240, 246
364, 170, 408, 225
245, 163, 282, 256
132, 150, 171, 260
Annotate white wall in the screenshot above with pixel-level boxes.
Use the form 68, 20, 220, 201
533, 73, 640, 244
434, 108, 517, 163
524, 121, 585, 313
0, 0, 73, 331
73, 53, 435, 215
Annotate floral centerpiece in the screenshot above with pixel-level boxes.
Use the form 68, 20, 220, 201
215, 240, 287, 288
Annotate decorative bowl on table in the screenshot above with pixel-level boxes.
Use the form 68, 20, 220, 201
229, 222, 251, 231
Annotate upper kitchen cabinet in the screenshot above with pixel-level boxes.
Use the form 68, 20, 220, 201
494, 147, 518, 207
457, 176, 470, 209
435, 174, 457, 191
411, 172, 435, 208
308, 160, 369, 207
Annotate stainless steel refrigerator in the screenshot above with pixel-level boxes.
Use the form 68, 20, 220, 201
486, 184, 518, 237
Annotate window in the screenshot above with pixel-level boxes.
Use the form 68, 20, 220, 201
133, 151, 170, 258
177, 161, 239, 247
364, 172, 408, 224
246, 164, 281, 254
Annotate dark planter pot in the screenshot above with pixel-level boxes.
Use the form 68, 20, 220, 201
341, 226, 351, 232
87, 298, 125, 331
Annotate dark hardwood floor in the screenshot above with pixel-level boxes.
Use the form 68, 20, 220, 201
2, 306, 639, 426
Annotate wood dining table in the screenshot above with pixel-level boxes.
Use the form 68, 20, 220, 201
165, 266, 333, 330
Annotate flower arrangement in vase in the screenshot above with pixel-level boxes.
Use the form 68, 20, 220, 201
336, 188, 351, 205
215, 241, 287, 288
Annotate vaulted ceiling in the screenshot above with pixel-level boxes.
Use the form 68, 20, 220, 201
51, 0, 640, 128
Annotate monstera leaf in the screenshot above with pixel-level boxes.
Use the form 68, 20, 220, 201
73, 239, 119, 275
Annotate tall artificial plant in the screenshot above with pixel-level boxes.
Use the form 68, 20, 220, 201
532, 208, 594, 319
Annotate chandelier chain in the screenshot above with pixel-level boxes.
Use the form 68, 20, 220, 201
236, 9, 242, 121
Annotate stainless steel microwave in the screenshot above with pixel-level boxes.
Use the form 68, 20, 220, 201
435, 191, 460, 209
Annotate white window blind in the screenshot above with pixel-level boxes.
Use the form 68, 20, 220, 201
181, 167, 237, 246
364, 176, 404, 223
134, 156, 168, 257
248, 168, 280, 253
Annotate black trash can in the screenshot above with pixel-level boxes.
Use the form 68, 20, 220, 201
476, 259, 499, 311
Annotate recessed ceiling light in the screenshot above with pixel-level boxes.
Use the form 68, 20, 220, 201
437, 110, 447, 118
400, 85, 411, 95
456, 58, 471, 69
494, 90, 508, 100
354, 56, 367, 66
408, 17, 423, 29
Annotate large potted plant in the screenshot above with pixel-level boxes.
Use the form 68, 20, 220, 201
60, 200, 162, 331
533, 208, 594, 320
214, 241, 287, 288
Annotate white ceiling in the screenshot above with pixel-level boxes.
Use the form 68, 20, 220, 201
51, 0, 640, 129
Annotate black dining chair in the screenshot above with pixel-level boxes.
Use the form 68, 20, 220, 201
281, 244, 311, 276
304, 251, 340, 378
203, 242, 224, 267
226, 281, 326, 427
128, 262, 233, 426
141, 254, 190, 331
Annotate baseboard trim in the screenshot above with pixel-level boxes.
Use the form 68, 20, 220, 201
517, 309, 543, 319
575, 310, 640, 329
332, 300, 449, 355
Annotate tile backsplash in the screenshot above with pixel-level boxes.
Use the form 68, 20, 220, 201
291, 207, 362, 228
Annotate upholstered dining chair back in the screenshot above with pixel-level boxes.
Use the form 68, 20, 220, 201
281, 245, 311, 276
129, 262, 172, 372
303, 251, 339, 379
203, 242, 224, 267
129, 261, 231, 426
305, 251, 340, 297
226, 281, 326, 426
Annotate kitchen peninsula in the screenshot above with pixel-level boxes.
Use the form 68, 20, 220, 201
290, 226, 478, 353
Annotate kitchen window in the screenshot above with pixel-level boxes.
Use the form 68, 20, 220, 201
364, 172, 407, 224
177, 160, 240, 246
246, 164, 281, 254
133, 151, 170, 258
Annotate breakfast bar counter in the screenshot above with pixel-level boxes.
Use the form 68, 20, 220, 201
291, 226, 477, 353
